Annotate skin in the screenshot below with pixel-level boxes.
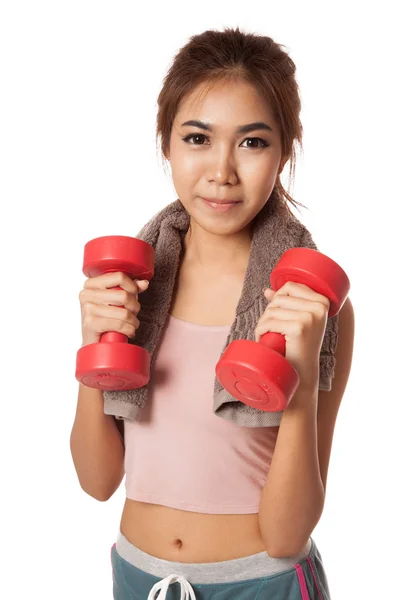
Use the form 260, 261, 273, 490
166, 78, 288, 273
72, 75, 354, 566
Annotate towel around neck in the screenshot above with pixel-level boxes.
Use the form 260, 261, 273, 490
103, 191, 338, 427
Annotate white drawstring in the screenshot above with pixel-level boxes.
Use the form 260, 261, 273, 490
147, 573, 197, 599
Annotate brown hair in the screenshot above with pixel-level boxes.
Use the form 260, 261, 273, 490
156, 26, 306, 214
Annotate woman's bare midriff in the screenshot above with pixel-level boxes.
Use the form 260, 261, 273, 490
120, 498, 267, 562
119, 258, 268, 562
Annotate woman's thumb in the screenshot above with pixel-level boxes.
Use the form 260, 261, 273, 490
135, 279, 150, 293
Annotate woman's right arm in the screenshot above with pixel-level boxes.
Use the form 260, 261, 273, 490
70, 384, 125, 501
69, 271, 149, 501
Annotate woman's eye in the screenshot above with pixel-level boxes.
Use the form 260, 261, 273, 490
241, 138, 269, 149
182, 134, 269, 148
183, 134, 209, 145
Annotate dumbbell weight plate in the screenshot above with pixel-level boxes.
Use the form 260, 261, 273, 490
76, 341, 150, 390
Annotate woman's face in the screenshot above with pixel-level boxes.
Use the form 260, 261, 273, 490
167, 78, 285, 236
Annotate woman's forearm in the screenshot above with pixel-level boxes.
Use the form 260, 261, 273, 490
70, 384, 125, 501
258, 386, 325, 558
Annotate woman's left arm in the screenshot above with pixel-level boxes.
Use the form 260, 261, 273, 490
256, 291, 355, 558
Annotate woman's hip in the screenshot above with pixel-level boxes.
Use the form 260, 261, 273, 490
110, 531, 331, 599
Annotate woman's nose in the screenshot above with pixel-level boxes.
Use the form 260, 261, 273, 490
206, 149, 238, 185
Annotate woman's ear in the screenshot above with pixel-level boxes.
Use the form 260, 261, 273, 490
278, 154, 290, 175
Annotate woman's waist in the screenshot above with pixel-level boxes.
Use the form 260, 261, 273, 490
120, 497, 267, 563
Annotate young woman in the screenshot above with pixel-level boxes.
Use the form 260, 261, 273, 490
70, 27, 354, 599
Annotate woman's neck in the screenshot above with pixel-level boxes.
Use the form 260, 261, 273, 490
183, 222, 252, 273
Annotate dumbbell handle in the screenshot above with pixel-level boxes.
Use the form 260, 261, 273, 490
260, 332, 286, 356
101, 284, 127, 344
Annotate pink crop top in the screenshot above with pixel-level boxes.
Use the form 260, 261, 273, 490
123, 314, 279, 514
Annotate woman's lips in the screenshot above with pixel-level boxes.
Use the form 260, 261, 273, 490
201, 198, 241, 212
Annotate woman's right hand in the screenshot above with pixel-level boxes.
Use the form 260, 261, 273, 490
79, 272, 150, 347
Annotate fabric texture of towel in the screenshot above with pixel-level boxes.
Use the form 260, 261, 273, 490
103, 190, 339, 427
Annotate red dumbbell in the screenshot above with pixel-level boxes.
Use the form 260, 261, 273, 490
215, 248, 350, 412
75, 236, 155, 391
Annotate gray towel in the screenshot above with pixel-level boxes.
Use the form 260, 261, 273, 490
103, 192, 338, 427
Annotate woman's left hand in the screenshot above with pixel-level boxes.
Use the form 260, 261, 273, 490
255, 282, 330, 392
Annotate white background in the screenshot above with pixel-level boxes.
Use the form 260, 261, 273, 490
1, 1, 399, 598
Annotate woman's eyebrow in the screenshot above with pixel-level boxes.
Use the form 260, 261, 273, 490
181, 120, 273, 134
